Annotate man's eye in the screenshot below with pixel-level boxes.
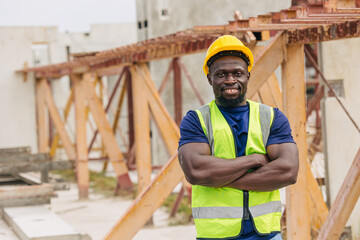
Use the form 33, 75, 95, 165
217, 73, 225, 77
235, 72, 244, 77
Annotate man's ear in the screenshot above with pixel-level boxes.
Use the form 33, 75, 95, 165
247, 72, 251, 80
207, 74, 212, 86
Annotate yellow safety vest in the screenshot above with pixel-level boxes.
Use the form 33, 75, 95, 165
193, 100, 281, 239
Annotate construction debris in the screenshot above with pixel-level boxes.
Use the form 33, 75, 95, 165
0, 147, 74, 208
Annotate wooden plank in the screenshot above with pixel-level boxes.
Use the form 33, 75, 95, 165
250, 91, 260, 102
0, 197, 51, 208
50, 88, 74, 158
307, 161, 328, 233
88, 69, 127, 154
112, 78, 127, 135
73, 74, 89, 199
282, 44, 311, 240
259, 80, 277, 107
104, 154, 184, 240
0, 153, 48, 163
317, 146, 360, 240
15, 173, 42, 185
104, 65, 186, 239
0, 184, 53, 200
36, 78, 48, 153
248, 32, 285, 98
105, 77, 128, 172
130, 66, 152, 192
137, 64, 180, 155
0, 175, 18, 183
83, 74, 132, 189
267, 73, 283, 110
0, 160, 74, 175
41, 79, 76, 160
0, 147, 31, 156
258, 73, 283, 109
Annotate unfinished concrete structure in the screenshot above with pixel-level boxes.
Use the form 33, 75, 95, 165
0, 24, 137, 153
7, 0, 360, 239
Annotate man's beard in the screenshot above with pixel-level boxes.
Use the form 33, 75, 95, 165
216, 92, 246, 107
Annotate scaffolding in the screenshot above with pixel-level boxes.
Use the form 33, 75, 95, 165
17, 0, 360, 239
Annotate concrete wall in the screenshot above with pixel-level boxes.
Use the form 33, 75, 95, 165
0, 26, 58, 152
0, 24, 137, 155
141, 0, 291, 165
321, 38, 360, 239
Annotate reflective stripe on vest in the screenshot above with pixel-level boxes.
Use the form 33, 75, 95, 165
192, 200, 281, 219
193, 100, 281, 239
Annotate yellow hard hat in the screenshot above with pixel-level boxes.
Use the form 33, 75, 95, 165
203, 35, 254, 75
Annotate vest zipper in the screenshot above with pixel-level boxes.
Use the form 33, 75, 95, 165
225, 112, 251, 222
243, 190, 249, 220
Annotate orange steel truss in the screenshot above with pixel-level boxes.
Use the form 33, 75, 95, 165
17, 1, 360, 239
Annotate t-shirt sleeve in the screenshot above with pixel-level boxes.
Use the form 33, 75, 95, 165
266, 108, 296, 146
178, 110, 209, 149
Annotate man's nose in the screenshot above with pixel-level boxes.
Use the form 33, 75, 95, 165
225, 74, 237, 83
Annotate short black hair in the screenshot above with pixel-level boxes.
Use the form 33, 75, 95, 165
207, 50, 250, 71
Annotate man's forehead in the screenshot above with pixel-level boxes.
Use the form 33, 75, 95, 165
210, 56, 248, 71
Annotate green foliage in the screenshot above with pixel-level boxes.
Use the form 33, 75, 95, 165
162, 192, 192, 225
89, 171, 118, 196
51, 169, 135, 197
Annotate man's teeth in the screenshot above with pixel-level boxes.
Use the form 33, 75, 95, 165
225, 89, 237, 93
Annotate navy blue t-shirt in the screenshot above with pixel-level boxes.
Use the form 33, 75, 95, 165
178, 102, 294, 240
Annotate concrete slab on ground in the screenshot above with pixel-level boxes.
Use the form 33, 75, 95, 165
3, 205, 82, 240
0, 217, 19, 240
51, 184, 196, 240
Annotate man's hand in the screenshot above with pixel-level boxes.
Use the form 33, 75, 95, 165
253, 153, 270, 167
178, 142, 269, 188
225, 142, 299, 191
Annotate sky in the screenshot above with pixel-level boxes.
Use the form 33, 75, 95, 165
0, 0, 137, 32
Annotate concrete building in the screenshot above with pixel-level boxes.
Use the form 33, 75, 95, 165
321, 38, 360, 238
0, 23, 137, 153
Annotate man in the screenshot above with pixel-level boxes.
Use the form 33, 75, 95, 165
178, 35, 299, 240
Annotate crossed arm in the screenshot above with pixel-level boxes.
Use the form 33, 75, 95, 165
178, 142, 299, 191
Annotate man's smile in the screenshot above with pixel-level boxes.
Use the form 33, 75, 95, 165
222, 85, 242, 96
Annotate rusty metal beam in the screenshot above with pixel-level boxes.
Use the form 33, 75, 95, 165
304, 47, 360, 133
16, 0, 360, 79
287, 20, 360, 44
178, 59, 205, 105
173, 58, 182, 126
